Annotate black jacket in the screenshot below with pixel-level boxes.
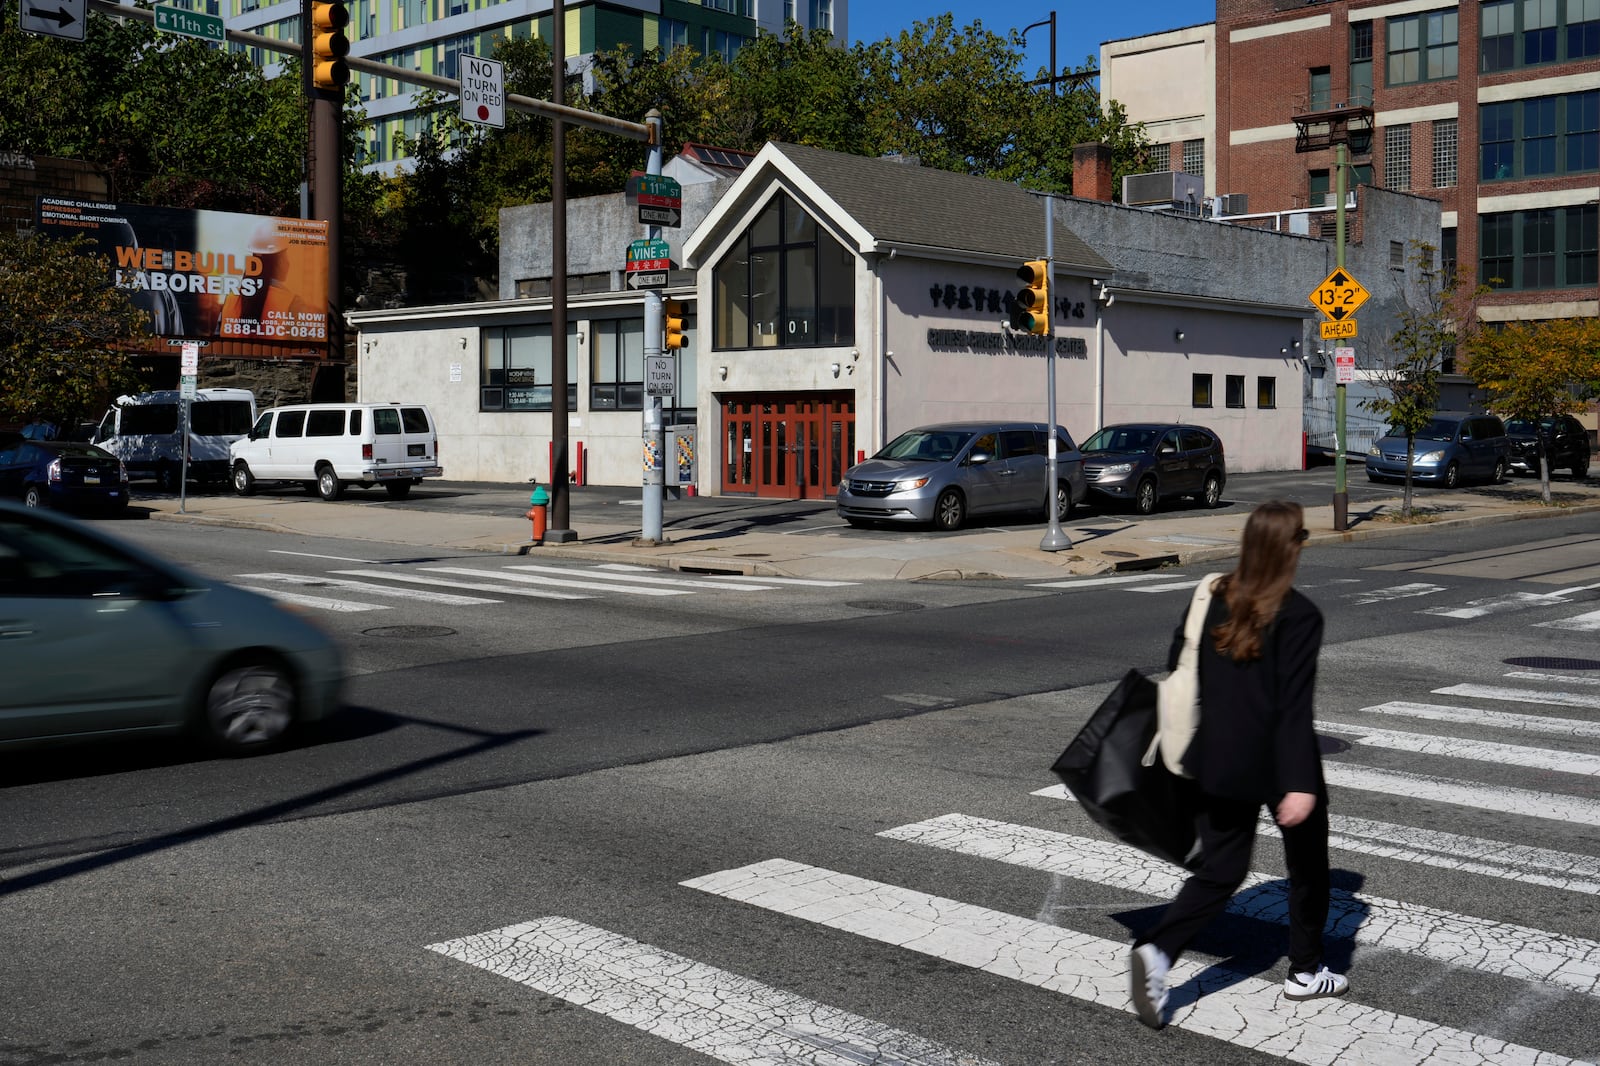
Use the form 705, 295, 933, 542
1168, 587, 1325, 804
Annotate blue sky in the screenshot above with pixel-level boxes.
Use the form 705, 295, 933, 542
849, 3, 1213, 75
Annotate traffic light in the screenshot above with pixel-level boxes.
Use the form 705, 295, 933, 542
663, 300, 686, 350
310, 1, 350, 91
1014, 259, 1049, 336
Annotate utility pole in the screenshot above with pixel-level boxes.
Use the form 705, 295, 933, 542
1333, 141, 1349, 531
1039, 196, 1070, 551
546, 0, 576, 542
1022, 12, 1057, 94
639, 111, 666, 545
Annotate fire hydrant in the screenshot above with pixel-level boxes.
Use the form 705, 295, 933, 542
527, 482, 549, 543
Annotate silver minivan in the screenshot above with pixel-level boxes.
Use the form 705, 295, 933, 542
836, 421, 1087, 531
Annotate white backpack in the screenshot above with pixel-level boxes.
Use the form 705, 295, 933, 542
1143, 573, 1225, 778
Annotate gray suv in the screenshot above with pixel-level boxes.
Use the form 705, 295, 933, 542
1081, 423, 1227, 515
836, 422, 1087, 531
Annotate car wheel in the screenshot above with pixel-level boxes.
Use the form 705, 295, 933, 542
156, 462, 180, 493
1490, 459, 1506, 484
1442, 461, 1460, 489
933, 488, 965, 531
384, 481, 412, 500
232, 462, 256, 496
1574, 458, 1590, 480
1054, 480, 1074, 522
316, 465, 344, 501
198, 657, 298, 755
1199, 472, 1223, 508
22, 484, 46, 508
1134, 478, 1158, 516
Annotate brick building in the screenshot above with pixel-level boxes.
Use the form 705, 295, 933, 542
1107, 0, 1598, 333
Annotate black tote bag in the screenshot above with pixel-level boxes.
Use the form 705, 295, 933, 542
1051, 669, 1203, 871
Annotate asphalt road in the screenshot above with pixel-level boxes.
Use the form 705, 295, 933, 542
3, 512, 1598, 1065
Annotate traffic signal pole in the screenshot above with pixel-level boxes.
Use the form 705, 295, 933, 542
1039, 195, 1071, 551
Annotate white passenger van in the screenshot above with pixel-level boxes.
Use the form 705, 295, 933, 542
229, 402, 442, 500
93, 388, 257, 490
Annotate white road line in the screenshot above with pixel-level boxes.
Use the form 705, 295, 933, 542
1435, 683, 1600, 711
1506, 671, 1600, 687
268, 550, 380, 563
883, 814, 1600, 997
422, 566, 690, 597
1421, 592, 1571, 619
883, 693, 952, 707
1032, 785, 1600, 895
683, 859, 1577, 1066
1536, 609, 1600, 632
1320, 721, 1600, 776
236, 573, 501, 606
1356, 700, 1600, 739
1026, 573, 1169, 589
427, 916, 997, 1066
330, 569, 587, 601
1346, 582, 1445, 605
235, 586, 389, 612
593, 564, 858, 587
1327, 763, 1600, 826
1125, 579, 1204, 593
507, 563, 776, 592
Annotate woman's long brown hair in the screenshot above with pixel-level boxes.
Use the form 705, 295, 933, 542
1211, 500, 1304, 662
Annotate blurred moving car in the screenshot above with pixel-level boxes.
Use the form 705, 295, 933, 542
0, 439, 130, 514
1080, 424, 1227, 515
836, 421, 1087, 531
0, 502, 343, 755
1505, 415, 1591, 480
1366, 413, 1509, 488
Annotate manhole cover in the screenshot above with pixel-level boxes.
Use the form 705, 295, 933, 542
361, 625, 458, 639
845, 600, 926, 613
1503, 656, 1600, 671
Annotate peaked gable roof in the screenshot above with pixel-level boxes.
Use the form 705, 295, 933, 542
684, 142, 1112, 277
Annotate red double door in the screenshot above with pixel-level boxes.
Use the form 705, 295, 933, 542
721, 393, 856, 499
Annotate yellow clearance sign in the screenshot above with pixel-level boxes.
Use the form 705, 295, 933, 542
1308, 268, 1370, 322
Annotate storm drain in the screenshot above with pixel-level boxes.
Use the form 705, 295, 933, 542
845, 600, 926, 613
362, 625, 458, 639
1503, 656, 1600, 671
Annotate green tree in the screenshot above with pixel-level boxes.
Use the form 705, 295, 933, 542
1362, 242, 1489, 517
1462, 318, 1600, 502
0, 232, 149, 427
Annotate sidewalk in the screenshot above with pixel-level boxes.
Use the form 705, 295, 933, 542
140, 480, 1600, 582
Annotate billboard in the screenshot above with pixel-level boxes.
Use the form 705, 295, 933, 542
35, 198, 330, 346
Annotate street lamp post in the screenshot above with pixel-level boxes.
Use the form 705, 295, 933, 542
1021, 12, 1058, 95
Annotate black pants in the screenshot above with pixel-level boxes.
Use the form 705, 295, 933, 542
1136, 792, 1331, 974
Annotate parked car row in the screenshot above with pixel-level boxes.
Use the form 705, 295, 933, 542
836, 420, 1228, 531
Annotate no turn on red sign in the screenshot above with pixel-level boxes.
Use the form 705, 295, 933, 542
459, 55, 505, 129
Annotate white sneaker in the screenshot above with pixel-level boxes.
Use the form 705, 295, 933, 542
1284, 966, 1350, 1001
1129, 943, 1170, 1029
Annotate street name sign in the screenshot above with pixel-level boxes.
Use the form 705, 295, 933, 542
1308, 268, 1370, 322
628, 175, 683, 227
19, 0, 86, 40
154, 3, 225, 43
1320, 319, 1358, 340
459, 54, 505, 129
626, 237, 672, 273
646, 355, 676, 397
626, 271, 668, 290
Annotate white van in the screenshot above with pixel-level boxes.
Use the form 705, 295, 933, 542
93, 388, 257, 490
230, 402, 442, 500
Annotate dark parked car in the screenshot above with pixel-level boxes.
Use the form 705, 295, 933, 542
1505, 415, 1591, 480
1080, 424, 1227, 515
836, 421, 1087, 531
1366, 413, 1509, 488
0, 439, 130, 514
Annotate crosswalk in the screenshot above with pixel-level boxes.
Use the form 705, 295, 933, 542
1028, 571, 1600, 631
234, 558, 858, 612
423, 667, 1600, 1064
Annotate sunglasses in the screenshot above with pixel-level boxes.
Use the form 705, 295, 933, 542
1295, 528, 1310, 542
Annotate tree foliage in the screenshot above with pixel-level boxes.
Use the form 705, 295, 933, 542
0, 232, 149, 426
1362, 243, 1489, 517
1462, 318, 1600, 501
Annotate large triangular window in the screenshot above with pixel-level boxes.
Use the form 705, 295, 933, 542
711, 192, 855, 350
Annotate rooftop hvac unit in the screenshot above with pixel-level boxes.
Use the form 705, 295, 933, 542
1121, 171, 1205, 215
1217, 193, 1249, 216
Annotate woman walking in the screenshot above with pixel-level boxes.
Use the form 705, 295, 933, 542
1129, 500, 1348, 1030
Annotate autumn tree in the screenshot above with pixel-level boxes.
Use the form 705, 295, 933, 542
1462, 317, 1600, 502
1362, 242, 1488, 517
0, 232, 150, 428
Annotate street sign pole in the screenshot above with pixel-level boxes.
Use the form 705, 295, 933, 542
1334, 141, 1349, 531
639, 111, 667, 546
1039, 194, 1070, 551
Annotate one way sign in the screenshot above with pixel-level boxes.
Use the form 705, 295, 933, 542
19, 0, 86, 40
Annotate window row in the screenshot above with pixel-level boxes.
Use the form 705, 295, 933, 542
1480, 204, 1599, 290
479, 320, 697, 421
1349, 2, 1598, 93
1194, 374, 1276, 410
1378, 119, 1461, 191
1481, 90, 1599, 181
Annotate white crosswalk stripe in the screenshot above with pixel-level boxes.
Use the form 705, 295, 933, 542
236, 586, 390, 612
236, 572, 502, 606
1345, 582, 1445, 605
1537, 608, 1600, 631
422, 665, 1600, 1063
